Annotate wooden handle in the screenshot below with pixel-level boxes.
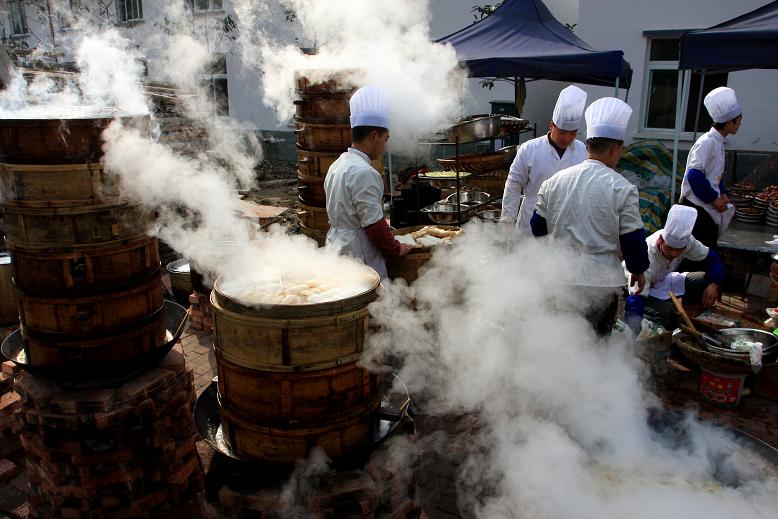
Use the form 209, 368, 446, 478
669, 290, 698, 334
679, 324, 702, 338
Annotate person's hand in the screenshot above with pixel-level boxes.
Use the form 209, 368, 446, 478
712, 197, 728, 213
720, 193, 730, 205
702, 283, 719, 307
630, 273, 646, 295
398, 243, 416, 256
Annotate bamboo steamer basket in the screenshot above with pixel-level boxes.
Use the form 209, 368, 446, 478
219, 401, 378, 465
211, 269, 381, 463
468, 167, 509, 195
297, 174, 326, 207
16, 270, 163, 335
386, 225, 462, 283
215, 350, 380, 425
210, 273, 379, 371
21, 307, 167, 368
9, 237, 159, 293
293, 94, 351, 123
294, 69, 360, 96
2, 203, 151, 250
0, 114, 149, 164
297, 149, 384, 179
295, 121, 352, 152
0, 162, 120, 208
296, 203, 330, 231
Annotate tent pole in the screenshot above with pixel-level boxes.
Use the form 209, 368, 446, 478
691, 71, 706, 141
671, 69, 685, 204
624, 88, 630, 104
614, 77, 620, 98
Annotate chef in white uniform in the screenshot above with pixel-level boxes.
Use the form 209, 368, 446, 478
623, 204, 724, 331
680, 86, 741, 250
500, 85, 587, 235
532, 97, 649, 335
324, 85, 414, 279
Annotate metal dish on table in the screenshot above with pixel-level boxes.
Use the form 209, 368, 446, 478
421, 202, 473, 224
445, 114, 501, 143
419, 171, 472, 190
445, 190, 491, 206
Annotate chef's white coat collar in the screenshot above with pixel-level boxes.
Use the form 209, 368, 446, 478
348, 147, 372, 164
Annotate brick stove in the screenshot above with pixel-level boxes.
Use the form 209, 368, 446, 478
15, 347, 203, 518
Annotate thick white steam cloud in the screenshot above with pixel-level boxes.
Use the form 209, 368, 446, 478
234, 0, 467, 153
366, 225, 778, 518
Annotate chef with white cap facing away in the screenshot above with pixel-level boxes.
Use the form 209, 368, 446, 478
680, 86, 741, 250
623, 204, 724, 332
499, 85, 587, 235
531, 97, 649, 335
324, 85, 414, 279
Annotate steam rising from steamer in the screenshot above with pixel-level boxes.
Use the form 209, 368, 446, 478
233, 0, 467, 151
366, 227, 778, 518
5, 2, 778, 517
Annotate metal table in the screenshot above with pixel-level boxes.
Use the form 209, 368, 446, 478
718, 220, 778, 292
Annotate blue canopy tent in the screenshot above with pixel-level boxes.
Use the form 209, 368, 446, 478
436, 0, 632, 93
668, 1, 778, 202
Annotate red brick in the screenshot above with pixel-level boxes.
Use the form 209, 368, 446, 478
0, 391, 21, 412
0, 458, 21, 483
2, 361, 18, 377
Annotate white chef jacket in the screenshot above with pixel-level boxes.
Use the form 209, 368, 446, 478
324, 148, 387, 279
536, 159, 645, 287
625, 230, 709, 299
680, 128, 735, 233
500, 135, 586, 235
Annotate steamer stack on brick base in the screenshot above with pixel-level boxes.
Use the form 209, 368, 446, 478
0, 114, 203, 517
16, 347, 202, 518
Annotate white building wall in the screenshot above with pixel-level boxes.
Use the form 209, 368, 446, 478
577, 0, 778, 151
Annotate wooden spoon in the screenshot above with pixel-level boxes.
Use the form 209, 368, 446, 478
669, 290, 699, 334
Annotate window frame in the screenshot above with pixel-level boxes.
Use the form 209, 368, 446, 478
188, 0, 225, 13
639, 33, 728, 138
116, 0, 144, 24
201, 53, 229, 117
8, 0, 29, 36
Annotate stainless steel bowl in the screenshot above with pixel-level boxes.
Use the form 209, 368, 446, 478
421, 202, 471, 224
421, 172, 472, 190
716, 328, 778, 354
445, 115, 501, 144
445, 191, 491, 206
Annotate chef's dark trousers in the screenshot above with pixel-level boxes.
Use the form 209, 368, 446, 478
679, 199, 720, 273
582, 287, 620, 336
642, 272, 710, 329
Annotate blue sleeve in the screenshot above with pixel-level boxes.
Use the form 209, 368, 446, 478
624, 294, 646, 334
718, 179, 729, 196
702, 249, 725, 286
687, 168, 719, 203
530, 210, 548, 237
619, 228, 649, 274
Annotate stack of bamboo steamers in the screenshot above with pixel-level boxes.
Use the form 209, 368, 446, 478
294, 71, 384, 246
0, 115, 163, 372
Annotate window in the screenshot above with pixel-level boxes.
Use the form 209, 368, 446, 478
8, 0, 28, 35
642, 36, 728, 133
187, 0, 224, 12
116, 0, 143, 23
202, 54, 229, 116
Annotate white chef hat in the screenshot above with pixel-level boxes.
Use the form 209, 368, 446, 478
552, 85, 587, 131
349, 85, 390, 129
704, 86, 740, 123
663, 204, 698, 248
585, 97, 633, 141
